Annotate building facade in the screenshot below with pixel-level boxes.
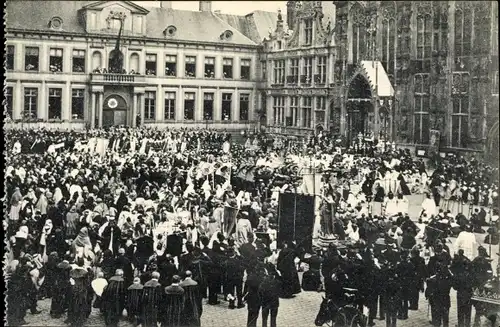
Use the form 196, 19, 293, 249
5, 1, 500, 160
263, 1, 499, 161
5, 0, 276, 132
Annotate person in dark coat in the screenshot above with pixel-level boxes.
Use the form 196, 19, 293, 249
141, 271, 163, 327
162, 275, 185, 327
101, 269, 126, 327
114, 248, 134, 287
135, 230, 154, 273
259, 263, 281, 327
224, 248, 246, 309
126, 277, 144, 326
396, 250, 414, 320
383, 266, 401, 327
7, 261, 29, 326
301, 250, 323, 292
179, 271, 202, 327
101, 218, 122, 255
244, 264, 266, 327
67, 258, 90, 327
50, 260, 71, 318
276, 241, 301, 298
450, 250, 473, 327
158, 254, 178, 288
408, 246, 426, 310
425, 263, 453, 327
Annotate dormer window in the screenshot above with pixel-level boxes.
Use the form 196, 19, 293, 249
220, 30, 233, 41
164, 25, 177, 37
49, 16, 63, 30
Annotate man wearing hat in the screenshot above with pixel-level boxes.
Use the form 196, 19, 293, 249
101, 216, 122, 255
224, 248, 245, 309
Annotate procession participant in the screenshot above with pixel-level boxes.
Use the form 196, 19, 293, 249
114, 248, 134, 287
421, 193, 438, 218
451, 250, 474, 327
51, 260, 72, 318
426, 263, 453, 327
395, 250, 413, 320
259, 263, 281, 327
236, 211, 253, 246
408, 246, 426, 311
91, 271, 108, 311
162, 275, 185, 327
276, 240, 301, 298
301, 249, 323, 292
383, 264, 401, 327
244, 263, 266, 327
141, 271, 163, 327
101, 269, 126, 327
224, 248, 245, 309
158, 254, 178, 288
428, 241, 452, 277
179, 271, 202, 327
455, 225, 478, 260
6, 260, 29, 326
126, 277, 144, 326
67, 258, 90, 327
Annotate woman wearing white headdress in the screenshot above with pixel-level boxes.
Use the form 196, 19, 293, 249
53, 187, 63, 205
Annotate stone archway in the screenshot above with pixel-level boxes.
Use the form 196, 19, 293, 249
103, 94, 128, 127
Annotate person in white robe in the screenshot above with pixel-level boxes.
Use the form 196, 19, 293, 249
384, 194, 399, 217
396, 194, 410, 215
454, 225, 478, 260
421, 193, 437, 218
235, 215, 253, 247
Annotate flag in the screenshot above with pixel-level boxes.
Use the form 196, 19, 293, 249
300, 173, 322, 195
223, 206, 239, 236
96, 138, 109, 157
139, 139, 148, 154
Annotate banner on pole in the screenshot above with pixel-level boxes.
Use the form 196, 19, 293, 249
223, 206, 239, 236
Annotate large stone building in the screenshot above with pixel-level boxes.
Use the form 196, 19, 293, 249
263, 1, 498, 162
5, 0, 499, 161
4, 0, 277, 132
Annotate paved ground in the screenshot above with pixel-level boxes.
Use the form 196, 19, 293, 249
18, 195, 499, 327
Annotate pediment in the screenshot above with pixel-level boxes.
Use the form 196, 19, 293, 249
82, 1, 149, 14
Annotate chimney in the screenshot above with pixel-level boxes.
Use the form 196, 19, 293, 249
159, 1, 172, 9
199, 1, 212, 12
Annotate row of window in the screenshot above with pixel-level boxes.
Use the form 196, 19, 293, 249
5, 87, 250, 122
270, 56, 328, 85
272, 96, 327, 128
6, 45, 253, 79
5, 87, 85, 120
144, 91, 250, 121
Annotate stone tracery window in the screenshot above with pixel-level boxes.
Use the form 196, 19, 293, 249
351, 3, 366, 63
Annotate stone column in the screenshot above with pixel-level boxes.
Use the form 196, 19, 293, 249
196, 87, 203, 121
233, 89, 239, 122
176, 87, 183, 120
132, 93, 137, 127
328, 52, 335, 84
98, 92, 103, 128
90, 92, 96, 129
340, 96, 346, 136
39, 81, 46, 120
63, 81, 71, 120
214, 88, 221, 121
156, 85, 163, 122
140, 93, 145, 125
14, 80, 22, 120
215, 56, 223, 79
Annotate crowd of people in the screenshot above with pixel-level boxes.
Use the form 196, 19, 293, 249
5, 126, 499, 327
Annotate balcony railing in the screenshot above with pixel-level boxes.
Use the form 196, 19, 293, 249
90, 73, 144, 83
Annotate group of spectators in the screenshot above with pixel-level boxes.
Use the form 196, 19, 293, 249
5, 126, 499, 327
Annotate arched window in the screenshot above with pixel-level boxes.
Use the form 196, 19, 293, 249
382, 18, 396, 76
351, 4, 366, 63
416, 14, 432, 72
454, 8, 472, 64
473, 4, 491, 55
91, 51, 102, 71
129, 53, 140, 73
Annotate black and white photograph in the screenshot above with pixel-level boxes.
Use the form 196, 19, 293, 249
4, 1, 499, 327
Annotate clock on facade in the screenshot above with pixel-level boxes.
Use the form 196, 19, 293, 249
107, 98, 118, 109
